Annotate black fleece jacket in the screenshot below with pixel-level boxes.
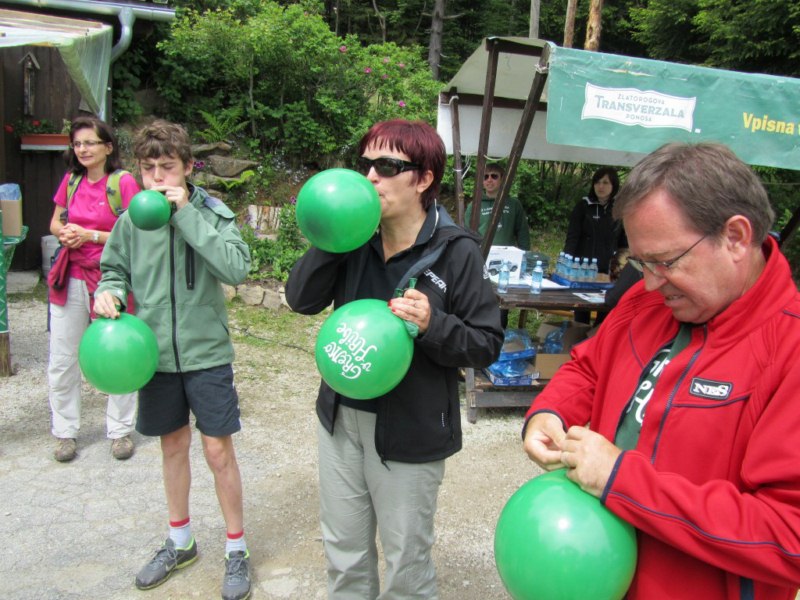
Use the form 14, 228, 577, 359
285, 204, 503, 463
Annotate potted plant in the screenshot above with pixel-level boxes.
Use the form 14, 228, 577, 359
5, 118, 71, 149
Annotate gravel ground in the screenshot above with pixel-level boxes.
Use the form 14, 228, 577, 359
0, 284, 540, 600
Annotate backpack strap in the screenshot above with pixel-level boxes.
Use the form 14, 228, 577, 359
105, 169, 130, 216
65, 172, 82, 210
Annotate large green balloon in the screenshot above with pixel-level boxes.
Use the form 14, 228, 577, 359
78, 313, 159, 395
296, 169, 381, 253
314, 299, 413, 400
494, 469, 637, 600
128, 190, 172, 230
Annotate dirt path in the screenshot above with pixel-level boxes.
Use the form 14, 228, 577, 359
0, 295, 539, 599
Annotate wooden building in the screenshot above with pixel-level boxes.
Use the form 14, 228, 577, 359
0, 0, 174, 270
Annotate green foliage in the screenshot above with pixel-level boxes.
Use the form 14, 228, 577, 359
196, 108, 249, 143
156, 1, 440, 165
216, 169, 257, 192
241, 203, 309, 282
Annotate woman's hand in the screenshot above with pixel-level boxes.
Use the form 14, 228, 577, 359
58, 224, 90, 248
389, 289, 431, 334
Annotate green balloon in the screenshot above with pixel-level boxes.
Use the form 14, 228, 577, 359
296, 168, 381, 253
128, 190, 172, 230
494, 469, 637, 600
314, 299, 413, 400
79, 313, 159, 395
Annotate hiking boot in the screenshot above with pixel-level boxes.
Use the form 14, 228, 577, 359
111, 435, 135, 460
135, 538, 198, 590
54, 438, 77, 462
221, 550, 251, 600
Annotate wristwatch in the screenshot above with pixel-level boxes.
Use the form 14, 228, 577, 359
92, 231, 100, 244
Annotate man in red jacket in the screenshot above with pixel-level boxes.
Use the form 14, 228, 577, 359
523, 142, 800, 599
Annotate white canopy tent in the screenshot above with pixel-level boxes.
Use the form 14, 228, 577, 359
0, 8, 113, 116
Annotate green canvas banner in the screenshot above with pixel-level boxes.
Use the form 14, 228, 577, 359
546, 44, 800, 170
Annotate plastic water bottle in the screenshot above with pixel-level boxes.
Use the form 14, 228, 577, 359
497, 260, 510, 293
531, 260, 543, 295
571, 255, 581, 281
580, 257, 590, 281
556, 252, 566, 277
589, 258, 599, 282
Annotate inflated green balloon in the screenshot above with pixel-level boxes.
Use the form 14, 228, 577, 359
296, 169, 380, 253
494, 469, 637, 600
128, 190, 172, 230
314, 299, 413, 400
79, 313, 159, 395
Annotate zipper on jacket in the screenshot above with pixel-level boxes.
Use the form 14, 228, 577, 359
169, 227, 182, 372
185, 246, 195, 290
651, 324, 706, 462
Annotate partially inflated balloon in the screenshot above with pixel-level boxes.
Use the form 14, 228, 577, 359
314, 299, 413, 400
296, 169, 380, 253
79, 313, 159, 394
494, 469, 637, 600
128, 190, 172, 230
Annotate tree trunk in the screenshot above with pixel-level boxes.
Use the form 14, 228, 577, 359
529, 0, 540, 38
563, 0, 578, 47
428, 0, 446, 80
585, 0, 604, 51
372, 0, 387, 43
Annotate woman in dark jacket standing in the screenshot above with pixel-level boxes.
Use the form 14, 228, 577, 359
285, 119, 503, 599
564, 166, 626, 274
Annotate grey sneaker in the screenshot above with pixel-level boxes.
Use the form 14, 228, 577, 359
135, 538, 198, 590
54, 438, 77, 462
111, 435, 135, 460
221, 550, 251, 600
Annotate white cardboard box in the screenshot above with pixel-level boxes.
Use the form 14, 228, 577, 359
486, 245, 525, 284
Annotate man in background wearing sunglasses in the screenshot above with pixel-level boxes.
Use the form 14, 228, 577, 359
522, 142, 800, 599
464, 164, 530, 249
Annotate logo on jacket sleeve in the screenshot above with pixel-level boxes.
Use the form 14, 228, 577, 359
689, 378, 732, 400
424, 269, 447, 292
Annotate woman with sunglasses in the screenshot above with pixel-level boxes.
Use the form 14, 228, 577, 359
47, 115, 140, 463
286, 119, 503, 598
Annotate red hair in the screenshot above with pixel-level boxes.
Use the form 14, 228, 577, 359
357, 119, 445, 210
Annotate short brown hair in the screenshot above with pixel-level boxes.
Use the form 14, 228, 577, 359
133, 120, 193, 167
614, 143, 774, 244
357, 119, 445, 210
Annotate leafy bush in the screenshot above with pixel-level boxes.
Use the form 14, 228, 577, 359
241, 203, 309, 282
156, 1, 440, 165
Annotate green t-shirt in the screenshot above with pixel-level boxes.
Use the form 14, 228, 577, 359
615, 323, 694, 451
465, 196, 530, 249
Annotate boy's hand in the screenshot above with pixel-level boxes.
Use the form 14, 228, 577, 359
151, 185, 190, 211
94, 291, 121, 319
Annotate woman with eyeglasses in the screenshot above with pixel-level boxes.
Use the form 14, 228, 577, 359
564, 166, 627, 275
286, 119, 503, 598
47, 115, 140, 463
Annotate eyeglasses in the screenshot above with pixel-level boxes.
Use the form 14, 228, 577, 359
71, 140, 107, 149
356, 156, 420, 178
628, 235, 708, 275
484, 172, 500, 181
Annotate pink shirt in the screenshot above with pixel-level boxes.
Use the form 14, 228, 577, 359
53, 171, 140, 279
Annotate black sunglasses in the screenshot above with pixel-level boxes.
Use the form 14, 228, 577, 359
356, 156, 420, 178
484, 172, 501, 180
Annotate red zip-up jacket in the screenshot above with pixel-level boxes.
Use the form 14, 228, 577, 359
526, 236, 800, 599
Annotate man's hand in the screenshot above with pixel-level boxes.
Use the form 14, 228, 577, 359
559, 426, 622, 498
151, 185, 190, 211
523, 412, 567, 471
94, 291, 121, 319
